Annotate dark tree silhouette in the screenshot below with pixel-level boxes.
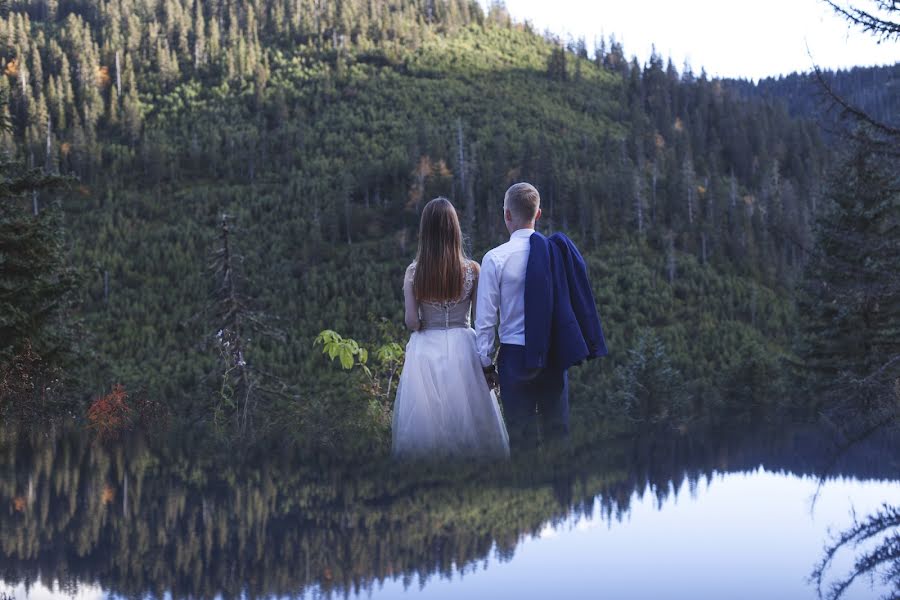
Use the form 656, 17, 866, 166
823, 0, 900, 42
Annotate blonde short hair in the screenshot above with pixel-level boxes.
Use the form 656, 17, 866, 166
504, 182, 540, 222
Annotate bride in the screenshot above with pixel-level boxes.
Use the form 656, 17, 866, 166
392, 197, 510, 459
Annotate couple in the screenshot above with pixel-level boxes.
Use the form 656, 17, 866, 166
392, 183, 607, 459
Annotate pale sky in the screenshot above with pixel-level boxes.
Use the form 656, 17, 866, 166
488, 0, 898, 80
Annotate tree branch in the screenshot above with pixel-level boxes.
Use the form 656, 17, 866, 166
822, 0, 900, 41
811, 62, 900, 138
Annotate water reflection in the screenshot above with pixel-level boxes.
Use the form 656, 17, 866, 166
0, 426, 897, 599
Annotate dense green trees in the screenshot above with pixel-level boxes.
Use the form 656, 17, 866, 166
0, 157, 74, 418
797, 137, 900, 391
728, 64, 900, 136
0, 163, 70, 358
0, 0, 870, 445
789, 0, 900, 424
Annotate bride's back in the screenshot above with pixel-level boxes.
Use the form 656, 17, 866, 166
406, 261, 475, 330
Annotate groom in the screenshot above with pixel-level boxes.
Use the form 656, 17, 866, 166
475, 182, 607, 449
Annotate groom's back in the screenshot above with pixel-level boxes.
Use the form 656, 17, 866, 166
481, 229, 533, 347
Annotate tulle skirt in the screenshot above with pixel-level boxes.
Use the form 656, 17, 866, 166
392, 327, 510, 459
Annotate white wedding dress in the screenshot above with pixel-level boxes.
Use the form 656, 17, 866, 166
392, 261, 510, 459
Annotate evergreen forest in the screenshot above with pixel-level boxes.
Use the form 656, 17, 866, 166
0, 0, 897, 453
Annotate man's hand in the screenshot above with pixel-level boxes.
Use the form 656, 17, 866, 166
483, 366, 499, 390
485, 370, 499, 390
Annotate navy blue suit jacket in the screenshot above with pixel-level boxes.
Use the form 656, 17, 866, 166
524, 232, 608, 370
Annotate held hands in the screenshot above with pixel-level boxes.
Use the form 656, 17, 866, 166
483, 365, 499, 391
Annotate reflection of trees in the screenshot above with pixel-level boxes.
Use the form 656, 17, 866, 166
812, 504, 900, 600
0, 426, 897, 599
0, 429, 607, 599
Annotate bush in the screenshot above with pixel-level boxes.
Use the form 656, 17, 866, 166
86, 384, 169, 440
612, 329, 688, 426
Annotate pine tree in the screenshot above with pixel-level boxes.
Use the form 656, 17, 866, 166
122, 85, 141, 142
546, 44, 567, 81
0, 159, 73, 363
797, 132, 900, 406
29, 45, 43, 96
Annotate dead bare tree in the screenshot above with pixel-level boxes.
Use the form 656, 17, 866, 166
208, 214, 289, 439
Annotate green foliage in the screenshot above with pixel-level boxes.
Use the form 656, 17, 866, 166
0, 160, 77, 422
0, 163, 73, 361
315, 329, 405, 398
571, 238, 795, 428
316, 329, 368, 372
612, 329, 687, 425
315, 329, 405, 448
0, 0, 846, 446
796, 132, 900, 414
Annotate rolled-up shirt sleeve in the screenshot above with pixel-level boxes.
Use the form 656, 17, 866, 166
475, 252, 500, 367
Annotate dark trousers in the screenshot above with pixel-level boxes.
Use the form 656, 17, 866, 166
497, 344, 569, 450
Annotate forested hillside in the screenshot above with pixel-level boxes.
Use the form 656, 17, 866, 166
2, 0, 836, 448
727, 63, 900, 133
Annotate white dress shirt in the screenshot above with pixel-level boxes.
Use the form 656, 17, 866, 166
474, 228, 534, 367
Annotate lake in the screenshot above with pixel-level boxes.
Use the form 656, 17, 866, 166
0, 425, 897, 600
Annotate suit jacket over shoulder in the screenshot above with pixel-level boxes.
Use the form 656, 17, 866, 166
524, 232, 608, 370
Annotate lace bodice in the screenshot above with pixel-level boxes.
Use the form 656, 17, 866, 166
404, 261, 476, 330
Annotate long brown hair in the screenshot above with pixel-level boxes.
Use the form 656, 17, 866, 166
413, 197, 466, 302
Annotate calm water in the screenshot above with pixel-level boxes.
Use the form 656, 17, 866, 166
0, 426, 897, 600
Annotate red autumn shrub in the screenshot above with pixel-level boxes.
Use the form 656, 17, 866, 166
87, 384, 132, 439
86, 384, 169, 440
